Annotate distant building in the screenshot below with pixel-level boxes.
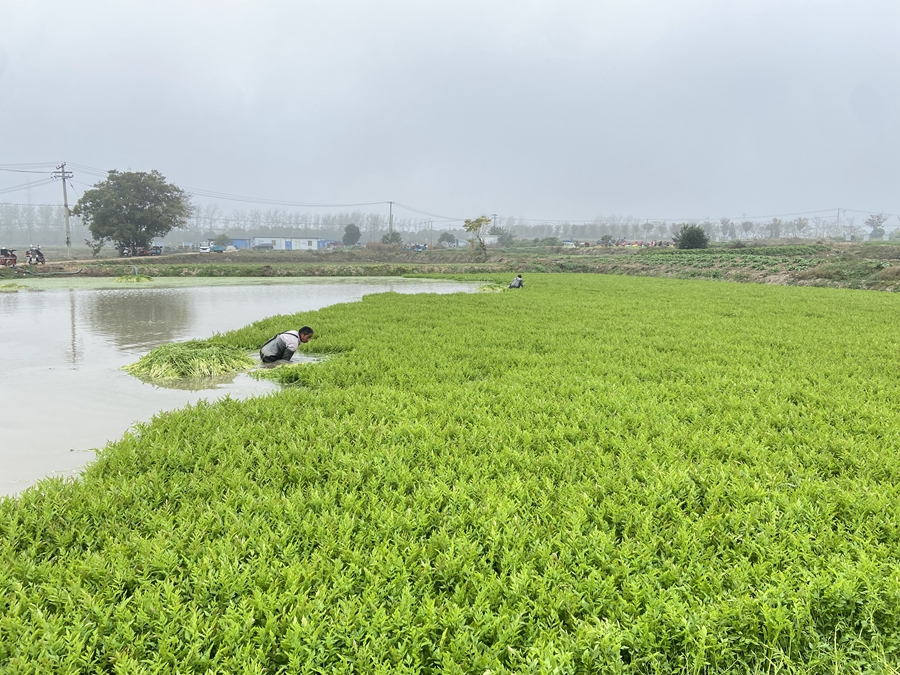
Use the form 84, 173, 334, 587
252, 237, 322, 250
231, 238, 252, 250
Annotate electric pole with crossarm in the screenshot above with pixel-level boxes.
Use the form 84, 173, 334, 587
52, 162, 74, 259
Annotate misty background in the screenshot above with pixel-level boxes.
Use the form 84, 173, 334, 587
2, 0, 899, 245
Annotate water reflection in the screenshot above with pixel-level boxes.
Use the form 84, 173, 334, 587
68, 289, 78, 366
87, 288, 194, 350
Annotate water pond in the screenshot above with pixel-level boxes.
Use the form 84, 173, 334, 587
0, 277, 477, 496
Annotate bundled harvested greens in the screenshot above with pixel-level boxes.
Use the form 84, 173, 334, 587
114, 274, 154, 282
0, 283, 28, 292
123, 340, 255, 379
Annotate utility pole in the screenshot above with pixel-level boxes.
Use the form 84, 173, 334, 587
52, 162, 74, 259
837, 208, 842, 239
429, 220, 433, 248
492, 213, 498, 232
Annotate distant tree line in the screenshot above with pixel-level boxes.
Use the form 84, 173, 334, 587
497, 214, 897, 243
0, 203, 91, 246
2, 199, 896, 249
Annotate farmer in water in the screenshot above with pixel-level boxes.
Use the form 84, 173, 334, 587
508, 274, 523, 288
259, 326, 314, 363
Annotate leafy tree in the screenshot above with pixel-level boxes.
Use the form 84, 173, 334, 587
342, 223, 361, 246
84, 238, 103, 258
381, 231, 403, 245
73, 170, 191, 253
464, 216, 491, 259
488, 224, 515, 247
438, 232, 456, 245
673, 223, 709, 249
741, 221, 755, 238
498, 229, 516, 247
865, 213, 889, 239
212, 233, 232, 247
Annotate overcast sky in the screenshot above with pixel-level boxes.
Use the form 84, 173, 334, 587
2, 0, 899, 224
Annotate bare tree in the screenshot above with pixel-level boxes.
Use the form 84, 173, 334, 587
842, 215, 863, 241
792, 217, 809, 239
719, 217, 732, 240
811, 216, 826, 238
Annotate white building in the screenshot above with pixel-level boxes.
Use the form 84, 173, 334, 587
252, 237, 321, 250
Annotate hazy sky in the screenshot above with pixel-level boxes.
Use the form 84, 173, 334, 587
2, 0, 899, 224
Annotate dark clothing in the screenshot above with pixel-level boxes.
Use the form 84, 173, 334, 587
259, 331, 301, 363
508, 276, 523, 288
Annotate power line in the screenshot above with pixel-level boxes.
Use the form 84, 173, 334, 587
6, 161, 900, 225
0, 168, 55, 175
0, 178, 58, 195
183, 189, 388, 209
0, 163, 60, 169
392, 202, 463, 222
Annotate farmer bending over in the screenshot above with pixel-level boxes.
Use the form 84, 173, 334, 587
259, 326, 313, 363
508, 274, 523, 288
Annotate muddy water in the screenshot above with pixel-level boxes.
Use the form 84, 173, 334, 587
0, 277, 476, 496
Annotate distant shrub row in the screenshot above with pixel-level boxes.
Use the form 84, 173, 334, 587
641, 244, 830, 257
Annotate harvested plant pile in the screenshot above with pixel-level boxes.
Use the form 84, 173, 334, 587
478, 282, 509, 292
3, 274, 900, 672
114, 274, 154, 283
123, 340, 256, 379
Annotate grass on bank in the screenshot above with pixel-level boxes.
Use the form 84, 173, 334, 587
4, 274, 900, 672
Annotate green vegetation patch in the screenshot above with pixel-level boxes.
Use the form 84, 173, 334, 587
114, 274, 154, 283
0, 283, 28, 292
4, 275, 900, 671
123, 340, 255, 379
645, 244, 829, 257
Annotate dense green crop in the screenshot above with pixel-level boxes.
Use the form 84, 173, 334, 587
3, 274, 900, 673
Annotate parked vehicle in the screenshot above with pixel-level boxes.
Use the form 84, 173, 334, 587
210, 245, 226, 253
198, 242, 211, 253
25, 246, 45, 264
0, 247, 17, 267
150, 245, 163, 256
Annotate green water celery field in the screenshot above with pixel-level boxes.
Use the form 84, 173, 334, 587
4, 274, 900, 673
